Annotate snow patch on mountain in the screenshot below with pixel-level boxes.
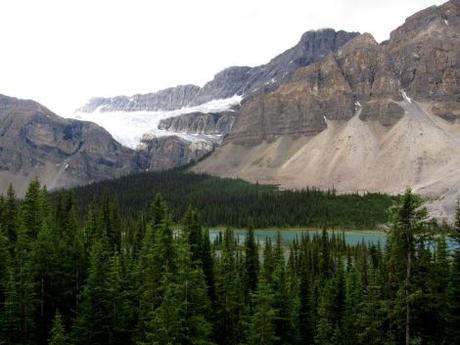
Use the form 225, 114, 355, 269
66, 95, 242, 149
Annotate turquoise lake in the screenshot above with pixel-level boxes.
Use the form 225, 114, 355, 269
208, 228, 458, 250
209, 228, 387, 247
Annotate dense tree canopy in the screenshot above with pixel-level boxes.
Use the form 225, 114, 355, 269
0, 181, 458, 345
59, 169, 396, 229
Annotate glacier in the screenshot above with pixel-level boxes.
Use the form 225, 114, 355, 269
66, 95, 242, 149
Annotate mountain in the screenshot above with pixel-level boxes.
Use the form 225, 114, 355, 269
194, 0, 460, 219
77, 29, 359, 113
0, 94, 139, 195
70, 28, 359, 171
2, 29, 359, 195
2, 1, 458, 219
0, 95, 215, 195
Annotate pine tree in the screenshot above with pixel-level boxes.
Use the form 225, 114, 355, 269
31, 215, 57, 344
248, 277, 278, 345
176, 238, 213, 345
214, 228, 245, 345
106, 253, 136, 345
142, 279, 181, 345
150, 193, 166, 231
182, 207, 203, 264
21, 178, 45, 240
271, 232, 293, 345
201, 229, 216, 303
355, 268, 385, 345
0, 269, 21, 344
314, 283, 334, 345
3, 184, 18, 248
299, 257, 314, 345
244, 227, 259, 296
48, 312, 68, 345
0, 228, 10, 304
342, 266, 362, 345
72, 240, 111, 345
447, 198, 460, 343
387, 188, 428, 345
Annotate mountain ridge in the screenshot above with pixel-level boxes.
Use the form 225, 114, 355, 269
194, 0, 460, 219
77, 29, 359, 113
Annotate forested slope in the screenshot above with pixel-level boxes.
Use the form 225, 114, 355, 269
62, 170, 395, 229
0, 181, 459, 345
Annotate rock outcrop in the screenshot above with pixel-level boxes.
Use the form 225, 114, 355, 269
0, 94, 215, 196
195, 0, 460, 220
77, 85, 201, 113
224, 33, 403, 145
136, 135, 214, 171
0, 94, 139, 195
158, 111, 236, 136
77, 29, 359, 113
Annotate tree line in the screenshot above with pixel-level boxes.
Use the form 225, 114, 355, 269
61, 169, 395, 229
0, 179, 459, 345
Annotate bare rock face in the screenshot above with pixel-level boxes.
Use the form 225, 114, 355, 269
386, 0, 460, 120
136, 135, 214, 171
0, 94, 139, 195
226, 32, 404, 145
77, 85, 201, 113
195, 0, 460, 220
77, 29, 359, 113
158, 111, 236, 135
0, 94, 220, 195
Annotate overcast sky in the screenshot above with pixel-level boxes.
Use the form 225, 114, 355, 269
0, 0, 446, 114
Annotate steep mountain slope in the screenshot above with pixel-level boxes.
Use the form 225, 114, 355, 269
71, 29, 359, 166
194, 0, 460, 219
78, 29, 358, 113
0, 95, 215, 195
0, 94, 138, 195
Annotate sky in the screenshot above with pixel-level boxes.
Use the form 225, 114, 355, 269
0, 0, 446, 115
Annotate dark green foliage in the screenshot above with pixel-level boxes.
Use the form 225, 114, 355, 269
248, 277, 278, 345
447, 199, 460, 343
0, 180, 457, 345
48, 312, 68, 345
60, 170, 395, 229
244, 228, 259, 296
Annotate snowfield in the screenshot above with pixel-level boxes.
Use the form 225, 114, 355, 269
66, 95, 242, 149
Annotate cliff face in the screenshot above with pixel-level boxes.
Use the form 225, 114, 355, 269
158, 111, 236, 136
0, 94, 138, 195
136, 135, 214, 171
225, 33, 404, 145
195, 0, 460, 219
386, 0, 460, 121
77, 29, 359, 113
0, 95, 215, 196
77, 85, 201, 113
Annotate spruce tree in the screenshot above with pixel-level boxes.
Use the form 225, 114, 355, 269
248, 277, 278, 345
298, 258, 314, 345
21, 178, 44, 240
3, 184, 18, 248
314, 283, 334, 345
244, 227, 259, 296
447, 198, 460, 343
214, 228, 245, 345
387, 188, 428, 345
72, 240, 111, 345
105, 253, 136, 345
48, 312, 68, 345
201, 229, 216, 303
355, 268, 385, 345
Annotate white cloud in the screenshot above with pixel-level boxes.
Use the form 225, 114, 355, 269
0, 0, 446, 115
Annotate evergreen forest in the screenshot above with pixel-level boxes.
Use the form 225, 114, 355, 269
0, 178, 459, 345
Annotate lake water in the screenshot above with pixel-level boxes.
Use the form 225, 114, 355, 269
208, 228, 458, 250
209, 228, 387, 247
